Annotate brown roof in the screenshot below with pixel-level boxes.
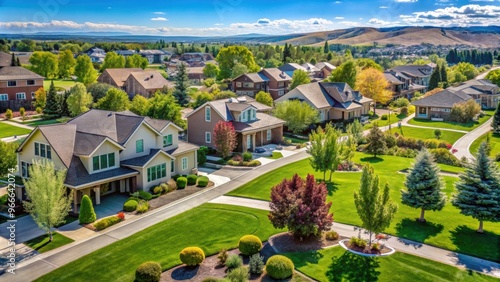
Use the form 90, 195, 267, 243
260, 68, 292, 82
186, 67, 204, 74
315, 62, 336, 71
232, 113, 285, 133
129, 71, 169, 90
38, 124, 77, 168
412, 89, 471, 108
384, 72, 404, 85
0, 52, 11, 67
166, 141, 199, 156
0, 66, 44, 80
100, 68, 142, 87
226, 101, 254, 112
234, 72, 266, 83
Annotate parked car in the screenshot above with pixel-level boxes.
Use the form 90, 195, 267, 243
253, 147, 272, 157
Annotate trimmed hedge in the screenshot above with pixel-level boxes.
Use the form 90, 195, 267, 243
177, 177, 187, 189
238, 235, 262, 256
187, 174, 198, 185
94, 215, 122, 231
179, 247, 205, 266
79, 195, 96, 224
265, 255, 294, 279
242, 151, 252, 162
135, 261, 161, 282
197, 176, 209, 187
123, 199, 138, 212
136, 200, 149, 213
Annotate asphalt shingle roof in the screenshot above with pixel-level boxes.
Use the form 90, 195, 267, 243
390, 65, 433, 78
0, 66, 44, 80
65, 156, 138, 187
100, 68, 142, 87
232, 113, 285, 132
412, 89, 471, 108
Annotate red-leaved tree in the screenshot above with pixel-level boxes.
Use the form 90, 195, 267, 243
213, 121, 237, 158
269, 174, 333, 239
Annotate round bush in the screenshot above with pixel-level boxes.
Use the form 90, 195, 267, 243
381, 114, 388, 120
187, 174, 198, 185
135, 261, 161, 282
179, 247, 205, 266
79, 195, 96, 224
266, 255, 294, 279
152, 185, 163, 195
197, 176, 209, 187
123, 199, 138, 212
242, 151, 253, 162
238, 235, 262, 256
177, 177, 187, 189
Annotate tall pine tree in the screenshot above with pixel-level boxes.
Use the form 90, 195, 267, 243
428, 64, 441, 91
492, 102, 500, 134
401, 149, 446, 222
452, 142, 500, 233
43, 81, 61, 117
173, 63, 190, 106
10, 53, 16, 66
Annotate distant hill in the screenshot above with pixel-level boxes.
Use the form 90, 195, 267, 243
282, 26, 500, 48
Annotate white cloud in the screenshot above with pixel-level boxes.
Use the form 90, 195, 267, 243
379, 6, 388, 9
400, 4, 500, 26
153, 12, 165, 15
334, 1, 342, 3
151, 17, 167, 21
368, 18, 399, 26
334, 16, 344, 20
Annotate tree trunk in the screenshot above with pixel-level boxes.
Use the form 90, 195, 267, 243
49, 231, 53, 242
329, 170, 333, 182
373, 103, 376, 116
368, 231, 373, 249
477, 220, 484, 233
419, 208, 426, 223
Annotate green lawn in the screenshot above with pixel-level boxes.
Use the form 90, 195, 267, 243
24, 232, 74, 253
36, 204, 283, 282
267, 152, 283, 159
470, 132, 500, 158
284, 134, 309, 144
24, 119, 61, 127
389, 126, 466, 144
227, 152, 500, 262
0, 122, 32, 138
363, 113, 400, 130
285, 247, 497, 282
43, 79, 76, 90
408, 110, 494, 132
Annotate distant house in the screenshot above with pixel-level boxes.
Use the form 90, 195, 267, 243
174, 52, 215, 67
139, 50, 171, 64
388, 65, 433, 90
232, 68, 292, 100
451, 79, 499, 109
0, 66, 44, 112
85, 47, 106, 63
186, 67, 205, 84
412, 89, 471, 120
315, 62, 336, 79
115, 50, 136, 57
275, 82, 373, 122
186, 96, 284, 152
97, 68, 171, 98
16, 109, 198, 211
259, 68, 292, 99
384, 71, 426, 99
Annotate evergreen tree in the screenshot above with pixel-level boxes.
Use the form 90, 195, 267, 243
10, 53, 16, 66
492, 102, 500, 134
401, 149, 446, 222
428, 64, 441, 91
43, 81, 61, 117
366, 123, 386, 158
452, 142, 500, 233
16, 57, 20, 66
323, 41, 329, 54
59, 90, 70, 117
173, 63, 190, 106
439, 62, 448, 88
78, 195, 96, 224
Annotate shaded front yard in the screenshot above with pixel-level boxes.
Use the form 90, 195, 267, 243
408, 110, 494, 132
24, 232, 74, 253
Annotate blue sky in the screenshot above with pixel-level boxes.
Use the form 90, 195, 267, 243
0, 0, 499, 35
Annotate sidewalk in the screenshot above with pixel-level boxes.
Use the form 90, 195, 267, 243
210, 196, 500, 278
452, 117, 493, 161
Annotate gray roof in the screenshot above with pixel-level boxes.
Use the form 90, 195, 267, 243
279, 63, 307, 72
412, 89, 472, 108
205, 97, 271, 121
65, 156, 138, 187
166, 141, 199, 156
235, 72, 266, 83
232, 113, 285, 133
121, 149, 162, 167
38, 124, 77, 167
390, 65, 433, 78
0, 66, 44, 80
451, 79, 498, 95
315, 62, 336, 71
226, 102, 254, 112
260, 68, 292, 82
301, 63, 320, 72
73, 132, 107, 156
384, 72, 404, 85
0, 52, 11, 67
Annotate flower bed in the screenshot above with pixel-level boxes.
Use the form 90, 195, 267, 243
340, 238, 395, 257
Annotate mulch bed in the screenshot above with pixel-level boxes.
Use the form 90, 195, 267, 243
148, 181, 214, 210
345, 242, 392, 255
269, 232, 348, 253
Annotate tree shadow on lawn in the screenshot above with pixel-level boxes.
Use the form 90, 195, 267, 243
395, 218, 444, 249
326, 251, 380, 282
449, 225, 500, 263
360, 157, 384, 164
287, 250, 324, 269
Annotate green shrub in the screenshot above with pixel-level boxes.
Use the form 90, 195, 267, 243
434, 129, 442, 139
391, 97, 410, 108
371, 243, 381, 251
135, 261, 161, 282
93, 216, 122, 231
349, 236, 367, 248
198, 146, 208, 165
247, 160, 261, 167
197, 176, 209, 187
325, 231, 339, 241
265, 255, 294, 279
172, 174, 181, 181
36, 107, 43, 114
160, 183, 169, 194
381, 114, 388, 121
138, 191, 152, 201
400, 107, 409, 116
136, 200, 149, 213
384, 134, 397, 148
217, 249, 228, 265
202, 278, 223, 282
187, 174, 198, 185
5, 109, 12, 120
495, 153, 500, 162
152, 185, 163, 195
225, 254, 242, 270
123, 199, 138, 212
179, 247, 205, 266
177, 177, 187, 189
0, 194, 8, 206
238, 235, 262, 256
226, 266, 249, 282
430, 148, 461, 166
249, 254, 264, 275
79, 195, 96, 224
424, 139, 441, 149
242, 151, 252, 162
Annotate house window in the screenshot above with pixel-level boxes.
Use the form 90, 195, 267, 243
31, 92, 36, 99
147, 163, 167, 182
205, 106, 211, 122
0, 94, 8, 101
267, 129, 271, 141
21, 161, 31, 178
93, 156, 100, 171
27, 80, 35, 85
92, 153, 115, 171
108, 153, 115, 167
34, 142, 51, 159
243, 82, 254, 88
205, 132, 211, 143
100, 154, 108, 169
7, 81, 16, 87
171, 159, 175, 173
16, 93, 26, 100
182, 157, 188, 170
136, 139, 144, 153
236, 82, 242, 88
247, 135, 252, 149
278, 90, 285, 96
247, 110, 251, 121
163, 134, 173, 147
278, 82, 284, 88
251, 109, 256, 120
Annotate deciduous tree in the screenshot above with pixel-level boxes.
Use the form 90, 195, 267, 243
101, 52, 125, 71
231, 63, 249, 79
147, 92, 183, 126
0, 140, 17, 176
290, 69, 311, 90
216, 46, 260, 79
273, 100, 319, 134
129, 95, 151, 116
74, 55, 98, 85
355, 68, 392, 114
95, 88, 130, 111
401, 149, 446, 222
452, 142, 500, 233
34, 87, 46, 109
255, 91, 273, 107
327, 60, 357, 87
486, 69, 500, 87
23, 160, 73, 241
29, 51, 58, 79
307, 124, 343, 181
58, 49, 75, 79
213, 121, 237, 158
493, 102, 500, 134
125, 54, 148, 69
86, 82, 116, 102
67, 82, 93, 116
366, 123, 386, 158
203, 63, 220, 79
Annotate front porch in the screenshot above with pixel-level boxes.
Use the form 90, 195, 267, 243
237, 126, 283, 152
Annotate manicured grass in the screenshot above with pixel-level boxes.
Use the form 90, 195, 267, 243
36, 204, 283, 282
285, 247, 497, 282
470, 132, 500, 158
227, 152, 500, 262
24, 232, 74, 253
43, 79, 76, 90
0, 122, 32, 138
24, 119, 61, 127
284, 134, 309, 144
408, 110, 494, 132
363, 113, 399, 130
267, 152, 283, 159
389, 126, 466, 144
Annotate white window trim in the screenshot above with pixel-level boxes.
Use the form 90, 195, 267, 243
16, 92, 26, 100
0, 94, 8, 101
182, 157, 188, 170
205, 132, 211, 143
267, 129, 272, 141
205, 106, 211, 122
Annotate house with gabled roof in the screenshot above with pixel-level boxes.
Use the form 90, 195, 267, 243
315, 62, 336, 79
97, 68, 171, 98
275, 82, 372, 122
412, 89, 471, 120
0, 66, 44, 112
98, 68, 143, 88
389, 65, 433, 90
450, 79, 499, 109
186, 96, 284, 152
16, 109, 198, 211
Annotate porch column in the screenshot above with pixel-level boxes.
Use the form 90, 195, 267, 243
73, 191, 78, 213
93, 187, 100, 205
194, 153, 198, 169
120, 179, 126, 193
252, 134, 256, 151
